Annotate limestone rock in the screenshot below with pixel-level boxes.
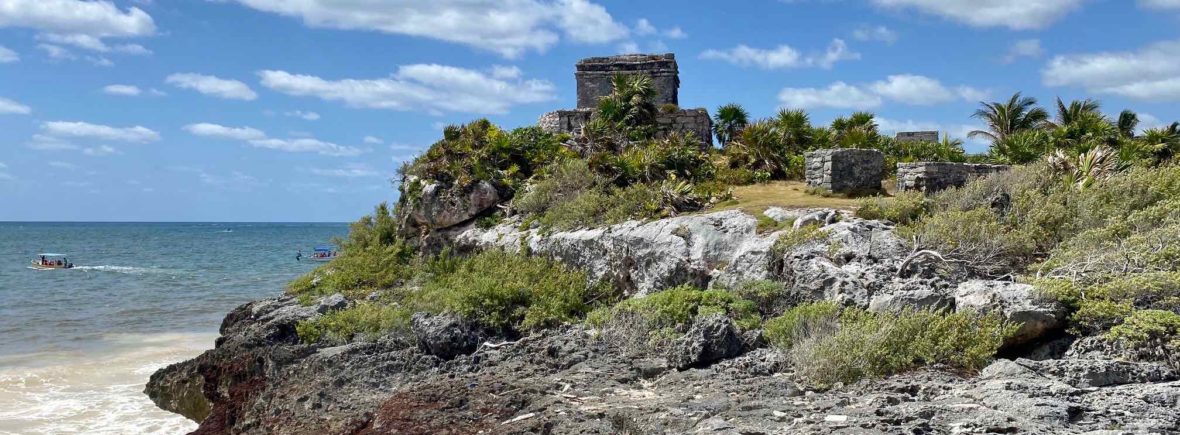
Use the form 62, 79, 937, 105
410, 313, 482, 360
316, 293, 348, 314
667, 314, 743, 369
954, 280, 1065, 346
407, 181, 500, 230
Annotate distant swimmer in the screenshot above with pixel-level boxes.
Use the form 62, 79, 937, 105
296, 250, 303, 262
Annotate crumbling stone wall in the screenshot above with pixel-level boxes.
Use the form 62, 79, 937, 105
805, 149, 885, 194
538, 108, 713, 147
576, 53, 679, 109
895, 131, 939, 143
897, 162, 1010, 194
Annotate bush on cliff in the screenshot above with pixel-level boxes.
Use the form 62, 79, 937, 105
289, 203, 415, 299
854, 190, 928, 225
765, 302, 1015, 387
295, 250, 614, 343
402, 119, 570, 192
587, 285, 759, 353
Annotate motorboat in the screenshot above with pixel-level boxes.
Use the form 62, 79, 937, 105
308, 246, 338, 262
30, 253, 74, 270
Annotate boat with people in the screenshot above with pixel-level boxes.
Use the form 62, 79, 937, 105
307, 246, 338, 262
30, 253, 74, 270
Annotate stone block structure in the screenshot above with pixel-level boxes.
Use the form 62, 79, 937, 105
895, 131, 939, 143
538, 53, 712, 146
576, 53, 679, 109
897, 162, 1010, 194
805, 149, 885, 194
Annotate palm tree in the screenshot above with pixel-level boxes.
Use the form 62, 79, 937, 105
591, 73, 658, 141
830, 111, 879, 147
1139, 122, 1180, 164
713, 103, 750, 147
968, 92, 1049, 143
1048, 97, 1102, 129
1116, 110, 1139, 138
774, 108, 814, 154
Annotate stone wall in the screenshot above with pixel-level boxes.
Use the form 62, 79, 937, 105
805, 149, 885, 194
897, 162, 1010, 194
538, 108, 713, 147
576, 53, 679, 109
895, 131, 939, 143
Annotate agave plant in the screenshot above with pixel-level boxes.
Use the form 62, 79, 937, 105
1046, 146, 1120, 190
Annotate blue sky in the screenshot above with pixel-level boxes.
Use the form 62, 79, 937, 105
2, 0, 1179, 221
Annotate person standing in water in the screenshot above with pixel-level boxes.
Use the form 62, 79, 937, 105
295, 250, 302, 262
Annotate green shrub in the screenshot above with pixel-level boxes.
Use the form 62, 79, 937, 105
855, 190, 928, 225
1070, 300, 1133, 335
404, 120, 569, 191
288, 203, 415, 299
1088, 272, 1180, 308
512, 159, 598, 216
417, 250, 614, 332
730, 280, 793, 316
1107, 310, 1180, 366
763, 301, 840, 348
770, 225, 828, 257
768, 305, 1015, 387
901, 208, 1037, 277
588, 285, 760, 352
296, 302, 411, 344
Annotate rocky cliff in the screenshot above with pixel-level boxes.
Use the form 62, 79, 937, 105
147, 209, 1180, 434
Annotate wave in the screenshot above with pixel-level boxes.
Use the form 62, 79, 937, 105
0, 332, 213, 434
71, 266, 173, 275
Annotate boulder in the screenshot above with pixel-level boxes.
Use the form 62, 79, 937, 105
408, 180, 500, 230
667, 314, 743, 369
410, 313, 482, 360
868, 286, 953, 313
316, 293, 348, 314
954, 280, 1065, 346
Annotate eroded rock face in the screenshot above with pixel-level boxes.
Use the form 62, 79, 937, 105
410, 313, 482, 360
407, 180, 500, 230
666, 314, 743, 369
954, 280, 1066, 346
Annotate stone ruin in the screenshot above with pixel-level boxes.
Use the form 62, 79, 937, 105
895, 131, 940, 143
897, 162, 1010, 194
805, 149, 885, 195
538, 53, 713, 147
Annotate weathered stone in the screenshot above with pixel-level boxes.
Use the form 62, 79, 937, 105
896, 162, 1010, 194
406, 180, 500, 230
954, 280, 1066, 346
867, 287, 953, 313
894, 131, 939, 143
667, 314, 743, 369
316, 293, 348, 314
804, 149, 884, 195
411, 313, 482, 360
575, 53, 678, 109
539, 107, 713, 147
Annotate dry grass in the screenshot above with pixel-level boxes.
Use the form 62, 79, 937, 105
711, 180, 895, 215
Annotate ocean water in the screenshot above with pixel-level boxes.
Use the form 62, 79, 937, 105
0, 222, 348, 435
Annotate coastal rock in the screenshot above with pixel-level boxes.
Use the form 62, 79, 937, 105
316, 293, 348, 314
410, 312, 482, 360
868, 286, 953, 313
954, 280, 1065, 346
407, 180, 500, 230
666, 314, 743, 369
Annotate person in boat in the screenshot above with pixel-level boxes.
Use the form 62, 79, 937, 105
40, 255, 46, 266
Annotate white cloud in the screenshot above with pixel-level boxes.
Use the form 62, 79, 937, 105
307, 164, 382, 178
37, 43, 73, 60
1043, 39, 1180, 101
870, 0, 1083, 30
183, 122, 362, 156
852, 25, 897, 44
102, 84, 141, 96
664, 27, 687, 39
27, 134, 77, 150
869, 74, 986, 105
248, 138, 362, 156
257, 64, 555, 115
1004, 39, 1043, 63
634, 18, 685, 39
363, 136, 383, 144
490, 65, 522, 80
0, 45, 18, 63
1139, 0, 1180, 9
0, 0, 155, 38
48, 161, 77, 170
184, 123, 267, 141
701, 39, 858, 69
0, 97, 31, 114
634, 18, 657, 36
285, 110, 320, 120
779, 82, 882, 109
42, 121, 160, 143
782, 75, 985, 109
218, 0, 627, 58
36, 33, 151, 55
83, 145, 119, 156
166, 73, 258, 101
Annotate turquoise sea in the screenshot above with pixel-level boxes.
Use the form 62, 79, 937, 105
0, 222, 348, 435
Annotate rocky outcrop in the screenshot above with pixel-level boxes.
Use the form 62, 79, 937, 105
410, 313, 482, 360
148, 296, 1180, 434
955, 280, 1066, 346
666, 314, 743, 369
405, 180, 500, 230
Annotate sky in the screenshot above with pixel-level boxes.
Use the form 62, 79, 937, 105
2, 0, 1180, 222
